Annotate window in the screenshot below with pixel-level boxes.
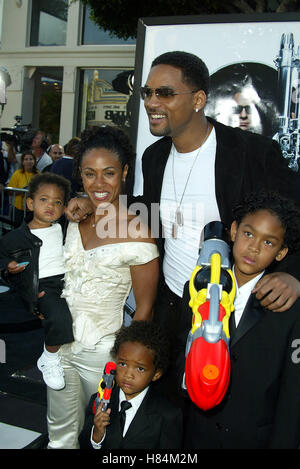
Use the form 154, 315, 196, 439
78, 68, 134, 135
30, 0, 68, 46
81, 6, 135, 45
39, 71, 63, 142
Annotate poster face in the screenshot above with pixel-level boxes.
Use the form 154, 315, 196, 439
133, 14, 300, 195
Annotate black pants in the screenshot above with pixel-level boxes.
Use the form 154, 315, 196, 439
38, 274, 74, 347
153, 281, 182, 342
153, 280, 192, 351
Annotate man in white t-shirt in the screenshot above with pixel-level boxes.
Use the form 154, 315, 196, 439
65, 51, 300, 340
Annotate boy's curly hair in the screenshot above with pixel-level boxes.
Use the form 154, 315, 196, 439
232, 191, 300, 254
111, 321, 170, 373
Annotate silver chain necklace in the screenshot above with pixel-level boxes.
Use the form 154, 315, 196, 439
172, 123, 211, 238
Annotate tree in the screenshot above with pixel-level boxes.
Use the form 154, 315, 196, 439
74, 0, 300, 40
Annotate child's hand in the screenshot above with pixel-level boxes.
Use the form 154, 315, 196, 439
92, 407, 111, 443
7, 260, 27, 274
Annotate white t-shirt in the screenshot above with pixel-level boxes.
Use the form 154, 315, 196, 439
160, 128, 220, 297
30, 223, 65, 279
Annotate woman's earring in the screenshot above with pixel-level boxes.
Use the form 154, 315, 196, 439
195, 108, 199, 113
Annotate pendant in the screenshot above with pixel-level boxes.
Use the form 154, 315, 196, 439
172, 222, 178, 239
175, 207, 184, 226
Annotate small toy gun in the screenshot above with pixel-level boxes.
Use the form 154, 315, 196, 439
93, 361, 117, 414
184, 221, 236, 411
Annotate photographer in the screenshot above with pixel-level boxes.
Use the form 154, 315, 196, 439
0, 141, 17, 184
0, 115, 36, 164
0, 142, 17, 220
31, 130, 52, 172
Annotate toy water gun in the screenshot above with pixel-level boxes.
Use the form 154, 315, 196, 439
93, 361, 117, 413
184, 221, 236, 411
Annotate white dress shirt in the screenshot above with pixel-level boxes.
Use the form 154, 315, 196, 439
233, 267, 265, 326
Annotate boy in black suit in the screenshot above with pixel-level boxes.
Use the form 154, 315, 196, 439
184, 191, 300, 449
79, 321, 183, 449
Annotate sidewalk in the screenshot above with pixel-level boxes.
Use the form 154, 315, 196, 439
0, 285, 48, 448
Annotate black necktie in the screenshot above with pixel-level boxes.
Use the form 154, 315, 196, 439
229, 311, 236, 336
119, 400, 132, 433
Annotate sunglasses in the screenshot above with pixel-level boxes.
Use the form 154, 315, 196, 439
233, 105, 252, 114
140, 86, 198, 101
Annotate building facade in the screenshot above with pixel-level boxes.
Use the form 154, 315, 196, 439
0, 0, 135, 146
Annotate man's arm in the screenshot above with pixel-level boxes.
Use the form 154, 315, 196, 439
253, 271, 300, 312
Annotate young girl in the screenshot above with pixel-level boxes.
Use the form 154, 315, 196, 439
0, 172, 74, 390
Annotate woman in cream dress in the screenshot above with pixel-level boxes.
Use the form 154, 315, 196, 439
47, 126, 159, 449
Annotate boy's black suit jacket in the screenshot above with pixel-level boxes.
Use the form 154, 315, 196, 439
181, 287, 300, 449
79, 385, 183, 449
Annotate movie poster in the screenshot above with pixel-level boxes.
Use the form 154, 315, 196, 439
132, 14, 300, 195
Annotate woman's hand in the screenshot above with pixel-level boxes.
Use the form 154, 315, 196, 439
64, 197, 93, 222
252, 272, 300, 312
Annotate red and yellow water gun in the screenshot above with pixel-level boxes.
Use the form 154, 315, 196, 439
93, 361, 117, 413
184, 221, 236, 411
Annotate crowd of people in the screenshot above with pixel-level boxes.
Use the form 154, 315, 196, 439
0, 129, 80, 228
1, 50, 300, 450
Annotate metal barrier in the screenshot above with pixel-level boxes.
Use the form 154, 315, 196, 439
0, 186, 28, 234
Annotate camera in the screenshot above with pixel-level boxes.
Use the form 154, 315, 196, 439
0, 115, 36, 152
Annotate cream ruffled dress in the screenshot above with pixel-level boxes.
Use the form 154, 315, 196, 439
62, 222, 159, 349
